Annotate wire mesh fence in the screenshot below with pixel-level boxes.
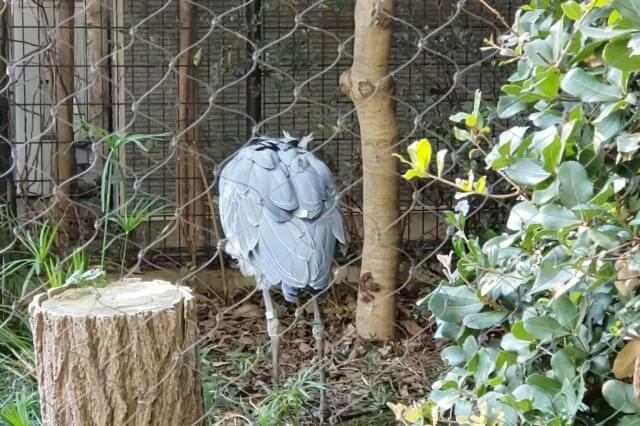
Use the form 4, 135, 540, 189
0, 0, 521, 424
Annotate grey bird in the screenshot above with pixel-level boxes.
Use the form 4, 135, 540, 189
217, 131, 345, 418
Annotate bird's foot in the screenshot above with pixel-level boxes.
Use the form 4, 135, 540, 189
216, 238, 227, 252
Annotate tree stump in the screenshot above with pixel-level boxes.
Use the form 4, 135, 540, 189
29, 279, 204, 426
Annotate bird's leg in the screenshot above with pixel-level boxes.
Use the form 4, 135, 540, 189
311, 296, 328, 421
262, 287, 280, 383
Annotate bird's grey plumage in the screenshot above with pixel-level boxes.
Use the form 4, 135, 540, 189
218, 134, 345, 301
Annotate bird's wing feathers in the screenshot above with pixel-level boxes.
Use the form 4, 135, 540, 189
218, 138, 344, 299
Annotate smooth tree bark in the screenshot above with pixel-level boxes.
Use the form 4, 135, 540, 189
340, 0, 400, 340
177, 0, 205, 260
29, 279, 204, 426
51, 0, 76, 240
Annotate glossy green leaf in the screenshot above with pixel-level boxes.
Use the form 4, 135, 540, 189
527, 374, 562, 394
551, 350, 576, 383
504, 159, 551, 186
428, 286, 484, 323
536, 67, 561, 99
580, 26, 635, 40
463, 311, 508, 330
557, 161, 593, 207
496, 351, 518, 370
525, 39, 554, 66
604, 39, 640, 71
561, 1, 582, 19
602, 380, 640, 414
533, 180, 559, 204
463, 335, 479, 356
561, 68, 623, 102
441, 346, 467, 367
511, 321, 534, 341
536, 205, 581, 229
497, 95, 528, 119
512, 384, 554, 412
543, 135, 564, 171
531, 261, 576, 294
553, 295, 579, 330
524, 317, 566, 342
501, 333, 532, 352
507, 201, 538, 230
595, 111, 625, 144
613, 0, 640, 25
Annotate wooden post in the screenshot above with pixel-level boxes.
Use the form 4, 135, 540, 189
340, 0, 400, 340
0, 1, 13, 205
29, 279, 204, 426
245, 0, 262, 136
85, 0, 111, 135
51, 0, 77, 239
177, 0, 205, 261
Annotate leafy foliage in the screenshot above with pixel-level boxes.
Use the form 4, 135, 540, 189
392, 0, 640, 424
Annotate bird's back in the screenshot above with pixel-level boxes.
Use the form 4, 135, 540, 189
218, 135, 345, 300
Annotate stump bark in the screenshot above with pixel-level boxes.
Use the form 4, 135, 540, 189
29, 279, 204, 426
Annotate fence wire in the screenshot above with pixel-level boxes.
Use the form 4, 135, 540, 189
0, 0, 520, 424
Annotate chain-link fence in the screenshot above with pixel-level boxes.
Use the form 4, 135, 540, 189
0, 0, 520, 424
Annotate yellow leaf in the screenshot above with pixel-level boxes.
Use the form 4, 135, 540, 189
465, 114, 478, 128
403, 169, 420, 181
586, 0, 609, 10
457, 169, 476, 192
402, 404, 422, 423
387, 402, 408, 421
608, 9, 622, 25
407, 138, 432, 175
474, 175, 488, 194
193, 48, 203, 66
613, 340, 640, 379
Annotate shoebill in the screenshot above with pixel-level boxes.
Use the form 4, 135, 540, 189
217, 131, 345, 419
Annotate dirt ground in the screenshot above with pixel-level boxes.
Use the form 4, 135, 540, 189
197, 284, 443, 425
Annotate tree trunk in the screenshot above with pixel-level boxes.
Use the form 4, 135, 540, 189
29, 279, 204, 426
85, 0, 111, 137
51, 0, 76, 240
177, 0, 205, 261
340, 0, 400, 340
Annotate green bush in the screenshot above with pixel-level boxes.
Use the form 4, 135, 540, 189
391, 0, 640, 424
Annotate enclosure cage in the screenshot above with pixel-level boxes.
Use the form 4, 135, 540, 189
1, 0, 521, 268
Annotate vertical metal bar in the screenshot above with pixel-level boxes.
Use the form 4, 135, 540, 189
245, 0, 262, 137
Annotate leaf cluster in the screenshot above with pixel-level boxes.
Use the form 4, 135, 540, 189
392, 0, 640, 424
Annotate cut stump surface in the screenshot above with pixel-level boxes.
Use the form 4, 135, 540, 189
29, 279, 204, 426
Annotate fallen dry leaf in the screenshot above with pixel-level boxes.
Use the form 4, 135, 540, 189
613, 340, 640, 379
232, 303, 263, 319
299, 342, 314, 354
615, 259, 639, 297
401, 319, 423, 337
238, 335, 256, 346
